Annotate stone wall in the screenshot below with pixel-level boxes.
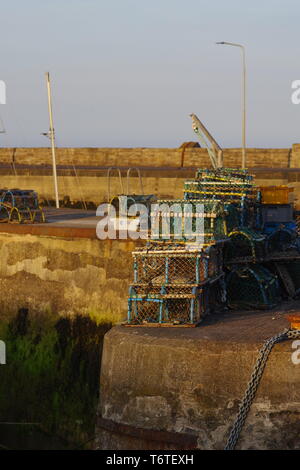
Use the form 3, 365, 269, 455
0, 232, 136, 321
0, 146, 300, 207
0, 146, 293, 168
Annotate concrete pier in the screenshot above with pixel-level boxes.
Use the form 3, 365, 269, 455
95, 305, 300, 450
0, 208, 299, 450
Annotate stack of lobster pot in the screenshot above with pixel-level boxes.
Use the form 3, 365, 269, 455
256, 186, 300, 301
127, 236, 226, 327
127, 167, 300, 320
125, 169, 248, 326
182, 168, 280, 311
216, 174, 284, 310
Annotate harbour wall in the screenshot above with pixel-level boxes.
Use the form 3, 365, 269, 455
0, 146, 295, 167
1, 145, 300, 207
0, 231, 136, 321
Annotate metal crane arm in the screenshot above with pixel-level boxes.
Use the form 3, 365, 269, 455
190, 113, 223, 168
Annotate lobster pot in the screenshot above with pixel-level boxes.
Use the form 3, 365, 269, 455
184, 181, 255, 202
0, 189, 45, 224
0, 204, 9, 222
224, 201, 257, 233
224, 228, 266, 263
150, 199, 226, 244
196, 168, 254, 183
22, 190, 40, 209
206, 244, 223, 277
132, 243, 223, 285
223, 203, 240, 233
184, 168, 257, 202
2, 189, 38, 209
284, 260, 300, 295
266, 228, 297, 254
226, 265, 280, 310
110, 194, 157, 216
127, 278, 226, 325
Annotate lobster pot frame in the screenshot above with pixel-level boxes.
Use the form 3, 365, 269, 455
226, 265, 280, 310
265, 228, 297, 254
150, 199, 227, 245
132, 243, 223, 285
184, 181, 256, 202
127, 277, 226, 326
224, 201, 257, 233
224, 228, 266, 263
196, 167, 254, 183
184, 168, 257, 202
0, 189, 45, 224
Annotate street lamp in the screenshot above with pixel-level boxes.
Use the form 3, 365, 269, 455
216, 41, 246, 169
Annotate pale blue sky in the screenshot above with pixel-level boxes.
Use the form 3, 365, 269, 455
0, 0, 300, 148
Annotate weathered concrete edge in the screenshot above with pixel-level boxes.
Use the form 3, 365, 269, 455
96, 325, 300, 450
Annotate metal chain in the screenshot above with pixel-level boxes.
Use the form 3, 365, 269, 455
225, 328, 300, 450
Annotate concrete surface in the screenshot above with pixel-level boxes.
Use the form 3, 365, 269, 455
96, 303, 300, 450
0, 208, 102, 239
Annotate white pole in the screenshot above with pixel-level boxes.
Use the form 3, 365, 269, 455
216, 42, 247, 169
45, 72, 59, 208
241, 46, 246, 169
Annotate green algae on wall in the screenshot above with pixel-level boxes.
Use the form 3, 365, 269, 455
0, 309, 111, 449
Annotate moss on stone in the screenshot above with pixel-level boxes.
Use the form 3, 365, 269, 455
0, 309, 111, 448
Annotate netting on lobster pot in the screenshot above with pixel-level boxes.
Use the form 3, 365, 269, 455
224, 228, 266, 262
226, 265, 280, 310
127, 295, 197, 325
266, 228, 297, 254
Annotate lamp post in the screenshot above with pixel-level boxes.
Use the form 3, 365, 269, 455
216, 42, 246, 169
45, 72, 59, 208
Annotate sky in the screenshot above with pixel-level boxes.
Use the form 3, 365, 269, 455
0, 0, 300, 148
